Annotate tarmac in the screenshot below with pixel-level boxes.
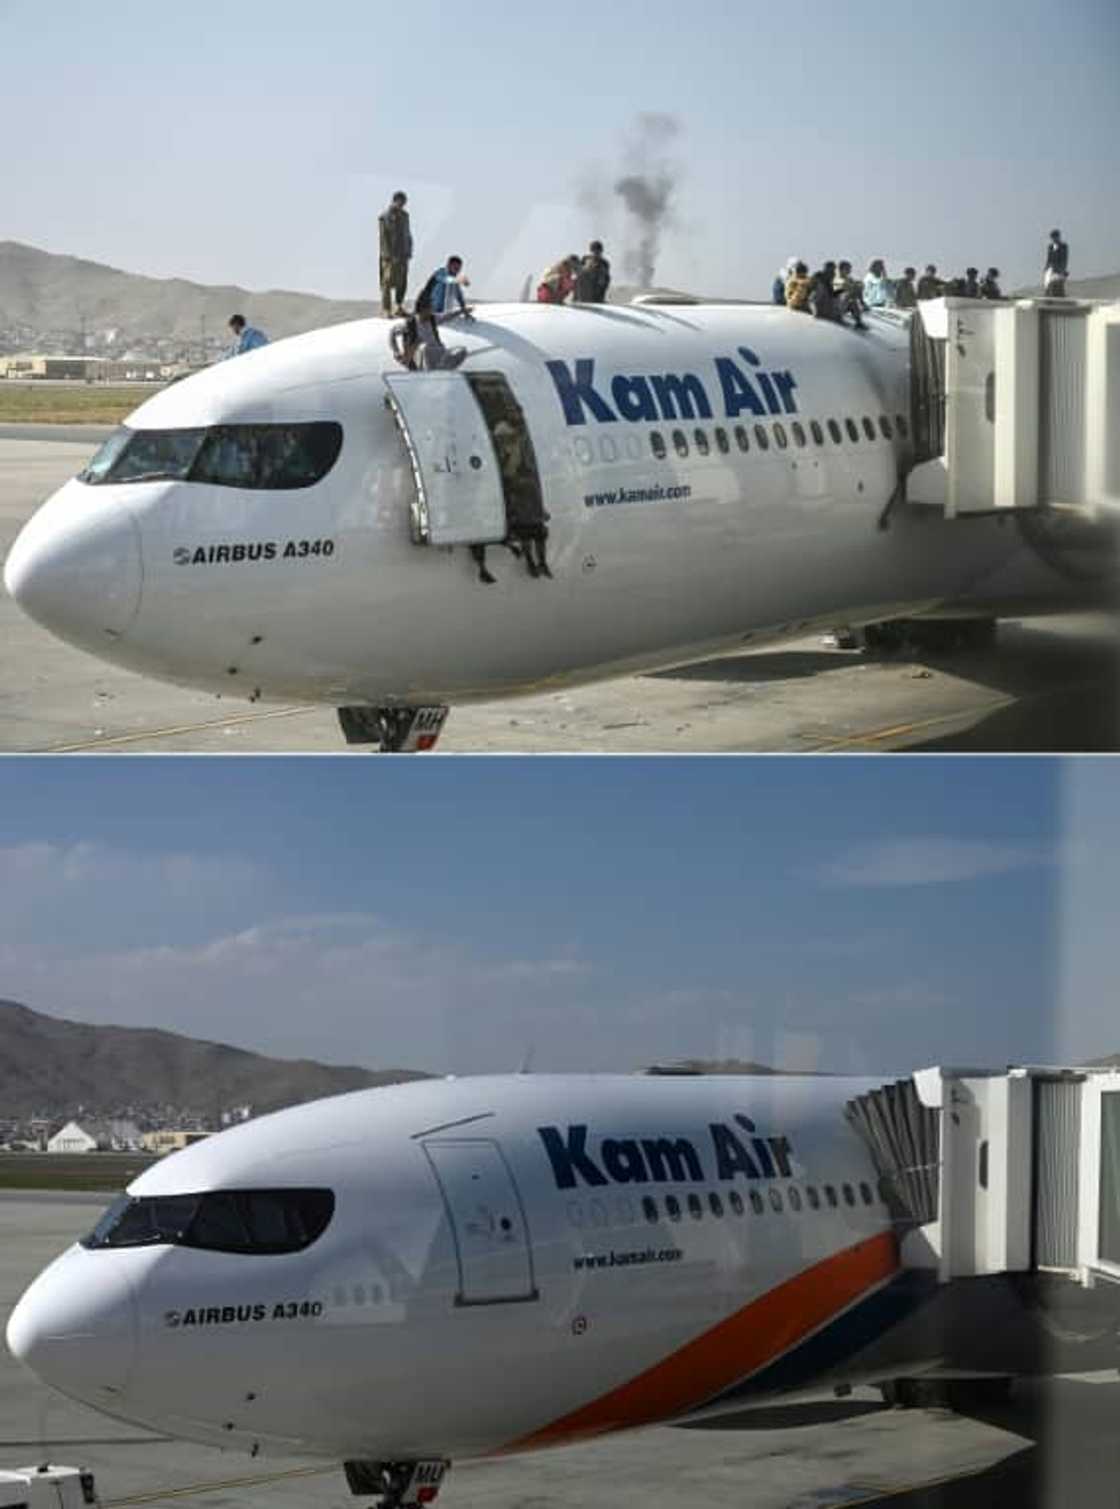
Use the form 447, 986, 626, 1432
1, 1191, 1119, 1509
0, 431, 1118, 755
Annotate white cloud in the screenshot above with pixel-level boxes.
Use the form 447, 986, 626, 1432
816, 837, 1049, 889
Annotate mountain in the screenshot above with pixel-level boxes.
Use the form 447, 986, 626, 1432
0, 241, 377, 347
0, 999, 429, 1121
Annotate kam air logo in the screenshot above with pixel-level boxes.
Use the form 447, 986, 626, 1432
538, 1116, 796, 1190
545, 347, 799, 427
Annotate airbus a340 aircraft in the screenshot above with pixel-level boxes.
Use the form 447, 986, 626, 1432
5, 301, 1116, 748
7, 1073, 1120, 1508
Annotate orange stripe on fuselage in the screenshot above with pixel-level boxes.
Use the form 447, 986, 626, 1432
510, 1229, 898, 1451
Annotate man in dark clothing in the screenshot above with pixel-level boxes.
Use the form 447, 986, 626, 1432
575, 241, 611, 303
1044, 229, 1069, 295
378, 191, 413, 317
809, 263, 839, 320
979, 267, 1003, 300
894, 267, 918, 308
917, 264, 941, 299
962, 267, 981, 298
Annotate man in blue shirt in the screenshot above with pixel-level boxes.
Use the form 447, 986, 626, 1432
225, 314, 269, 358
417, 257, 470, 317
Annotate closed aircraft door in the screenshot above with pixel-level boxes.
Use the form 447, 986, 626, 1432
383, 373, 507, 547
423, 1139, 539, 1305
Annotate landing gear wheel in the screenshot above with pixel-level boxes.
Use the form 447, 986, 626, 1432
343, 1459, 449, 1509
336, 706, 450, 752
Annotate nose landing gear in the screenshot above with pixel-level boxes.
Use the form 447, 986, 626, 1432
337, 706, 450, 752
343, 1459, 450, 1509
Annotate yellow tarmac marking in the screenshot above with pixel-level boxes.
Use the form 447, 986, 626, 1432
44, 706, 315, 753
804, 696, 1017, 751
105, 1464, 335, 1507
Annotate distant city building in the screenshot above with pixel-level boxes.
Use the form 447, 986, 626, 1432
0, 355, 171, 382
47, 1118, 142, 1153
141, 1129, 209, 1154
220, 1106, 253, 1126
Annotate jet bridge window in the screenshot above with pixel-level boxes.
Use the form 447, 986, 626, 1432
81, 1188, 334, 1254
79, 423, 343, 491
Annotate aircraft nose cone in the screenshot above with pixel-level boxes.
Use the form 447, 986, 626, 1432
4, 482, 142, 647
6, 1247, 137, 1402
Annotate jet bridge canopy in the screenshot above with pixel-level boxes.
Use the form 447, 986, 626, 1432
850, 1065, 1120, 1288
906, 298, 1120, 519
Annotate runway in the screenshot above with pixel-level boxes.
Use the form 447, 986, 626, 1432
4, 1190, 1117, 1509
1, 433, 1117, 754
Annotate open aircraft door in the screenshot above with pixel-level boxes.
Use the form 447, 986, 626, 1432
422, 1139, 539, 1306
383, 373, 507, 547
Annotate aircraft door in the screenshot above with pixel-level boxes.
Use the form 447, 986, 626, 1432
422, 1139, 539, 1305
383, 373, 508, 546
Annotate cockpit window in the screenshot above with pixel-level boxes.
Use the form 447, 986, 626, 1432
81, 1188, 334, 1254
79, 423, 343, 491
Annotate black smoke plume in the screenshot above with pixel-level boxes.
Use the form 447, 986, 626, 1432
613, 113, 682, 290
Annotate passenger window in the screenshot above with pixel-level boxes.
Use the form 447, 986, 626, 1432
750, 1189, 764, 1214
673, 430, 689, 458
810, 420, 824, 445
806, 1186, 820, 1210
688, 1193, 704, 1219
650, 431, 667, 460
772, 423, 788, 450
753, 424, 770, 451
599, 435, 618, 463
791, 421, 807, 448
879, 415, 894, 439
694, 428, 710, 456
729, 1190, 744, 1215
859, 1182, 874, 1205
709, 1192, 724, 1217
735, 425, 750, 453
825, 1185, 838, 1208
827, 419, 842, 444
788, 1187, 802, 1212
844, 418, 860, 443
714, 427, 730, 454
861, 416, 876, 441
769, 1188, 784, 1212
842, 1183, 856, 1206
665, 1194, 682, 1222
896, 414, 910, 437
642, 1196, 659, 1223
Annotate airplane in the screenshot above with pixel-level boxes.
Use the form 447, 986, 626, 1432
8, 1071, 1120, 1509
4, 300, 1117, 750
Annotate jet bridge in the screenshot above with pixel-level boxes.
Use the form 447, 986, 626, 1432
847, 1065, 1120, 1288
906, 298, 1120, 519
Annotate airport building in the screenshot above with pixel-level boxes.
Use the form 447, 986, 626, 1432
0, 355, 173, 382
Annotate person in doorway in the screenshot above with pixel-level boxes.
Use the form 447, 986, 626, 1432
1043, 228, 1069, 295
492, 417, 551, 579
378, 191, 413, 317
224, 314, 268, 357
575, 241, 611, 303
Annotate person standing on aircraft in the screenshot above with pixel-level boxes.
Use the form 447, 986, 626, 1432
1043, 228, 1069, 295
917, 264, 941, 299
418, 256, 470, 318
979, 267, 1003, 299
378, 191, 413, 318
862, 259, 894, 308
784, 261, 812, 312
772, 265, 787, 304
224, 315, 269, 358
893, 268, 918, 308
574, 242, 611, 303
537, 256, 581, 304
833, 262, 867, 329
962, 267, 981, 298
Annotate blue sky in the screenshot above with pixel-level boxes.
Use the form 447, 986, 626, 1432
2, 0, 1116, 303
0, 757, 1113, 1076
